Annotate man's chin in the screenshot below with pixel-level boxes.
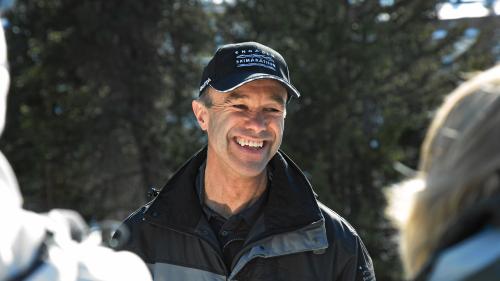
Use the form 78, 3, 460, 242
232, 161, 269, 178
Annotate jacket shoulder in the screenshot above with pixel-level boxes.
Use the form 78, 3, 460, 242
317, 201, 370, 258
318, 201, 376, 280
112, 201, 153, 252
124, 201, 152, 225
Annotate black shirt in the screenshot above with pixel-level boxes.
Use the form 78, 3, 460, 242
196, 161, 269, 270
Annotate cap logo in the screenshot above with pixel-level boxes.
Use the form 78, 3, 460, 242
200, 78, 211, 92
235, 49, 276, 71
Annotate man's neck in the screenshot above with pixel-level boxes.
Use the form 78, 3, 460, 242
203, 163, 268, 218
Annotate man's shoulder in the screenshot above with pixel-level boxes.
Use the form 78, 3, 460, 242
112, 201, 154, 252
122, 201, 153, 226
317, 201, 363, 252
115, 201, 153, 239
318, 201, 359, 234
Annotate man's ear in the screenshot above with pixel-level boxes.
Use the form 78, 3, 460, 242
192, 100, 208, 131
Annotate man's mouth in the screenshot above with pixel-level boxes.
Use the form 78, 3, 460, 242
235, 137, 264, 149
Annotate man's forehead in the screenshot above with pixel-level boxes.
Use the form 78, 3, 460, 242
224, 90, 286, 105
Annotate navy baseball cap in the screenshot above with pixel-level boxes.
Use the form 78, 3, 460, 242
199, 42, 300, 100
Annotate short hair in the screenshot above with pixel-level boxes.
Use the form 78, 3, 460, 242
197, 87, 213, 108
386, 64, 500, 279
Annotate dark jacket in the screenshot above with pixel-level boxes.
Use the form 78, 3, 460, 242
117, 148, 375, 281
413, 195, 500, 281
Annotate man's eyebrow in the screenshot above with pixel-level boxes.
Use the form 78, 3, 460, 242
270, 92, 287, 106
224, 92, 248, 103
225, 91, 286, 106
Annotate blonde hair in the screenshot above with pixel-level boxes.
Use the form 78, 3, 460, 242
386, 64, 500, 278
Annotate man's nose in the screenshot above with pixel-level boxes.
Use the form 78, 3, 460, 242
244, 111, 267, 132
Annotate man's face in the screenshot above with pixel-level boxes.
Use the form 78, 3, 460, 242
192, 79, 287, 178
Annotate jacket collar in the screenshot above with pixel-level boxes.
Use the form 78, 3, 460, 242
144, 146, 324, 237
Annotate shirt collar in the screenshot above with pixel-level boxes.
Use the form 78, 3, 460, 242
196, 160, 270, 226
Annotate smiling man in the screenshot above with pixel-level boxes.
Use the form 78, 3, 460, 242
117, 42, 376, 281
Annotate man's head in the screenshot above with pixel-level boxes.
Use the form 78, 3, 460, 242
193, 42, 298, 178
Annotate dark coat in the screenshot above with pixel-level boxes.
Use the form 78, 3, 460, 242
413, 195, 500, 281
116, 148, 375, 281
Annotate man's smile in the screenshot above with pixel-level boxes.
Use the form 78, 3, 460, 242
235, 137, 265, 149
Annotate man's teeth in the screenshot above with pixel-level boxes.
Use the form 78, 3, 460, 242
236, 138, 264, 148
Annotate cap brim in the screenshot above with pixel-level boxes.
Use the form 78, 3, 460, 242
209, 72, 300, 99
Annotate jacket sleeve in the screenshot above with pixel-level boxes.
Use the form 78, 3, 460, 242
337, 235, 376, 281
319, 202, 376, 281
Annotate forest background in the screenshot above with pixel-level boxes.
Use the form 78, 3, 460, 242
2, 1, 499, 280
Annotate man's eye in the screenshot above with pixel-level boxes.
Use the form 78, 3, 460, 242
264, 108, 280, 113
233, 104, 248, 110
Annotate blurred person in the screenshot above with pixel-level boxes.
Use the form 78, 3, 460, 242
0, 2, 152, 280
386, 65, 500, 280
116, 42, 376, 280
